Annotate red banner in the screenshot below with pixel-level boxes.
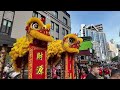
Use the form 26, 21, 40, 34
28, 45, 47, 79
65, 53, 75, 79
68, 54, 72, 79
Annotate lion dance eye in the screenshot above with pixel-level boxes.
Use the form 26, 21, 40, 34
32, 22, 39, 29
69, 38, 75, 43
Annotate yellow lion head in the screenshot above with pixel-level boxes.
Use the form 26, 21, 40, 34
26, 17, 53, 43
63, 34, 83, 53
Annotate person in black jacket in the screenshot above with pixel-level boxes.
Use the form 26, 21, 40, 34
86, 64, 100, 79
110, 69, 120, 79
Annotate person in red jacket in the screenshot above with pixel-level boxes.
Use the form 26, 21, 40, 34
98, 67, 104, 79
52, 65, 57, 79
103, 67, 110, 79
80, 67, 88, 79
99, 68, 103, 76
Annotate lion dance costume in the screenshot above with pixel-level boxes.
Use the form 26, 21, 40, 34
47, 34, 83, 79
9, 17, 83, 79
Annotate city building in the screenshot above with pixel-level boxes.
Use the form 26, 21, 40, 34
117, 44, 120, 61
0, 11, 15, 48
0, 11, 71, 49
107, 39, 119, 60
76, 36, 93, 65
117, 44, 120, 48
78, 24, 108, 61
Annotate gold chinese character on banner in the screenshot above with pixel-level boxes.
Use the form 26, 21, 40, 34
70, 73, 72, 79
37, 52, 43, 60
36, 65, 44, 75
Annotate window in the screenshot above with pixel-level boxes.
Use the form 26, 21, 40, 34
1, 19, 7, 33
6, 21, 12, 34
55, 24, 59, 33
0, 11, 15, 36
51, 21, 54, 30
1, 19, 12, 35
87, 29, 90, 36
83, 29, 85, 36
96, 32, 99, 42
66, 30, 68, 35
62, 28, 65, 35
53, 11, 58, 19
32, 11, 46, 24
32, 11, 38, 17
86, 56, 89, 60
86, 30, 88, 36
91, 31, 94, 40
81, 56, 84, 60
63, 17, 67, 25
37, 14, 41, 18
86, 29, 90, 36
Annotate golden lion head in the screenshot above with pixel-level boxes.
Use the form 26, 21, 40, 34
25, 17, 53, 43
63, 34, 83, 53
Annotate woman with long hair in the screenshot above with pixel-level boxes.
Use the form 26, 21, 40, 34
79, 67, 89, 79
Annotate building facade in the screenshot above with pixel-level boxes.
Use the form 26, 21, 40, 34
76, 36, 93, 65
0, 11, 16, 47
79, 24, 108, 61
0, 11, 71, 47
107, 39, 119, 60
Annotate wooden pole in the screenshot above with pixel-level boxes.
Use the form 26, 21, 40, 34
20, 58, 25, 79
0, 47, 7, 79
1, 56, 5, 79
50, 61, 52, 79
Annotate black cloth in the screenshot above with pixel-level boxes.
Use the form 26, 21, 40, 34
56, 69, 61, 76
86, 73, 97, 79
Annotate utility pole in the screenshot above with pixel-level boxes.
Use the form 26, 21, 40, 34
20, 59, 25, 79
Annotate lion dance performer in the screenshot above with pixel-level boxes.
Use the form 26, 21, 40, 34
47, 34, 83, 79
9, 17, 53, 79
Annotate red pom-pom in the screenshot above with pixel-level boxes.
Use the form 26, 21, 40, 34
25, 26, 30, 33
41, 18, 45, 23
25, 26, 29, 30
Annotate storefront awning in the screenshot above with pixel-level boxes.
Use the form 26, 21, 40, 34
78, 50, 91, 56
